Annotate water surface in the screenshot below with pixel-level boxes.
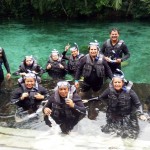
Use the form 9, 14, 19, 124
0, 19, 150, 150
0, 20, 150, 82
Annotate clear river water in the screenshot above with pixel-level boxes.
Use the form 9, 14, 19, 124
0, 19, 150, 150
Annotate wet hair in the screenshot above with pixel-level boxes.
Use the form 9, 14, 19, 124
109, 28, 120, 34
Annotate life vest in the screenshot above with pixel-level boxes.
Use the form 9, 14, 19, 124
47, 57, 66, 77
48, 56, 64, 70
108, 81, 133, 115
82, 54, 105, 78
51, 85, 76, 119
68, 54, 84, 71
104, 39, 124, 60
20, 61, 38, 72
21, 83, 39, 105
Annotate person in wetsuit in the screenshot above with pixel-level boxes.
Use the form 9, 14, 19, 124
46, 50, 67, 80
96, 69, 147, 138
62, 43, 84, 77
11, 73, 50, 112
0, 47, 11, 90
101, 28, 130, 73
13, 55, 44, 84
43, 81, 86, 134
74, 41, 113, 97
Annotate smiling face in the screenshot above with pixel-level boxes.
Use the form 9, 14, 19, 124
89, 45, 98, 58
112, 77, 124, 91
58, 86, 69, 98
25, 58, 33, 66
71, 49, 78, 57
51, 54, 59, 61
25, 77, 35, 89
110, 30, 119, 43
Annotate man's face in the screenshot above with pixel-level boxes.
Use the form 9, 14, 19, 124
58, 86, 69, 98
110, 30, 119, 42
89, 45, 98, 57
25, 77, 35, 89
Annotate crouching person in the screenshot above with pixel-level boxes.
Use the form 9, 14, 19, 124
11, 73, 50, 113
43, 81, 86, 134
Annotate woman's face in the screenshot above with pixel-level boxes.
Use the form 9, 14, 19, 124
25, 58, 33, 66
58, 86, 69, 98
51, 54, 59, 61
71, 49, 78, 57
25, 78, 35, 89
112, 77, 124, 91
89, 45, 98, 58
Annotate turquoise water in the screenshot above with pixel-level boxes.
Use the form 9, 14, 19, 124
0, 20, 150, 83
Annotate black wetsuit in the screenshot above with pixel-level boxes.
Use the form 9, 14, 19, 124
13, 61, 44, 76
99, 87, 143, 138
0, 48, 11, 83
101, 39, 130, 73
46, 59, 67, 80
43, 92, 86, 133
62, 51, 84, 76
11, 84, 50, 111
75, 54, 113, 92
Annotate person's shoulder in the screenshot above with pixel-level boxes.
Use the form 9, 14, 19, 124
72, 92, 82, 101
81, 54, 88, 60
104, 39, 110, 44
12, 87, 22, 93
38, 84, 48, 90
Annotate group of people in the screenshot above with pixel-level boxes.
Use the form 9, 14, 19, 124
0, 28, 148, 137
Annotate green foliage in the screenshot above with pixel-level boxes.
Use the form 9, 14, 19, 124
112, 0, 122, 10
0, 0, 149, 19
131, 0, 150, 18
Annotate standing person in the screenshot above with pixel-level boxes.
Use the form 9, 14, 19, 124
74, 41, 113, 97
43, 81, 86, 134
0, 47, 11, 90
94, 69, 147, 138
11, 73, 50, 112
46, 50, 67, 80
62, 43, 84, 77
101, 28, 130, 73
